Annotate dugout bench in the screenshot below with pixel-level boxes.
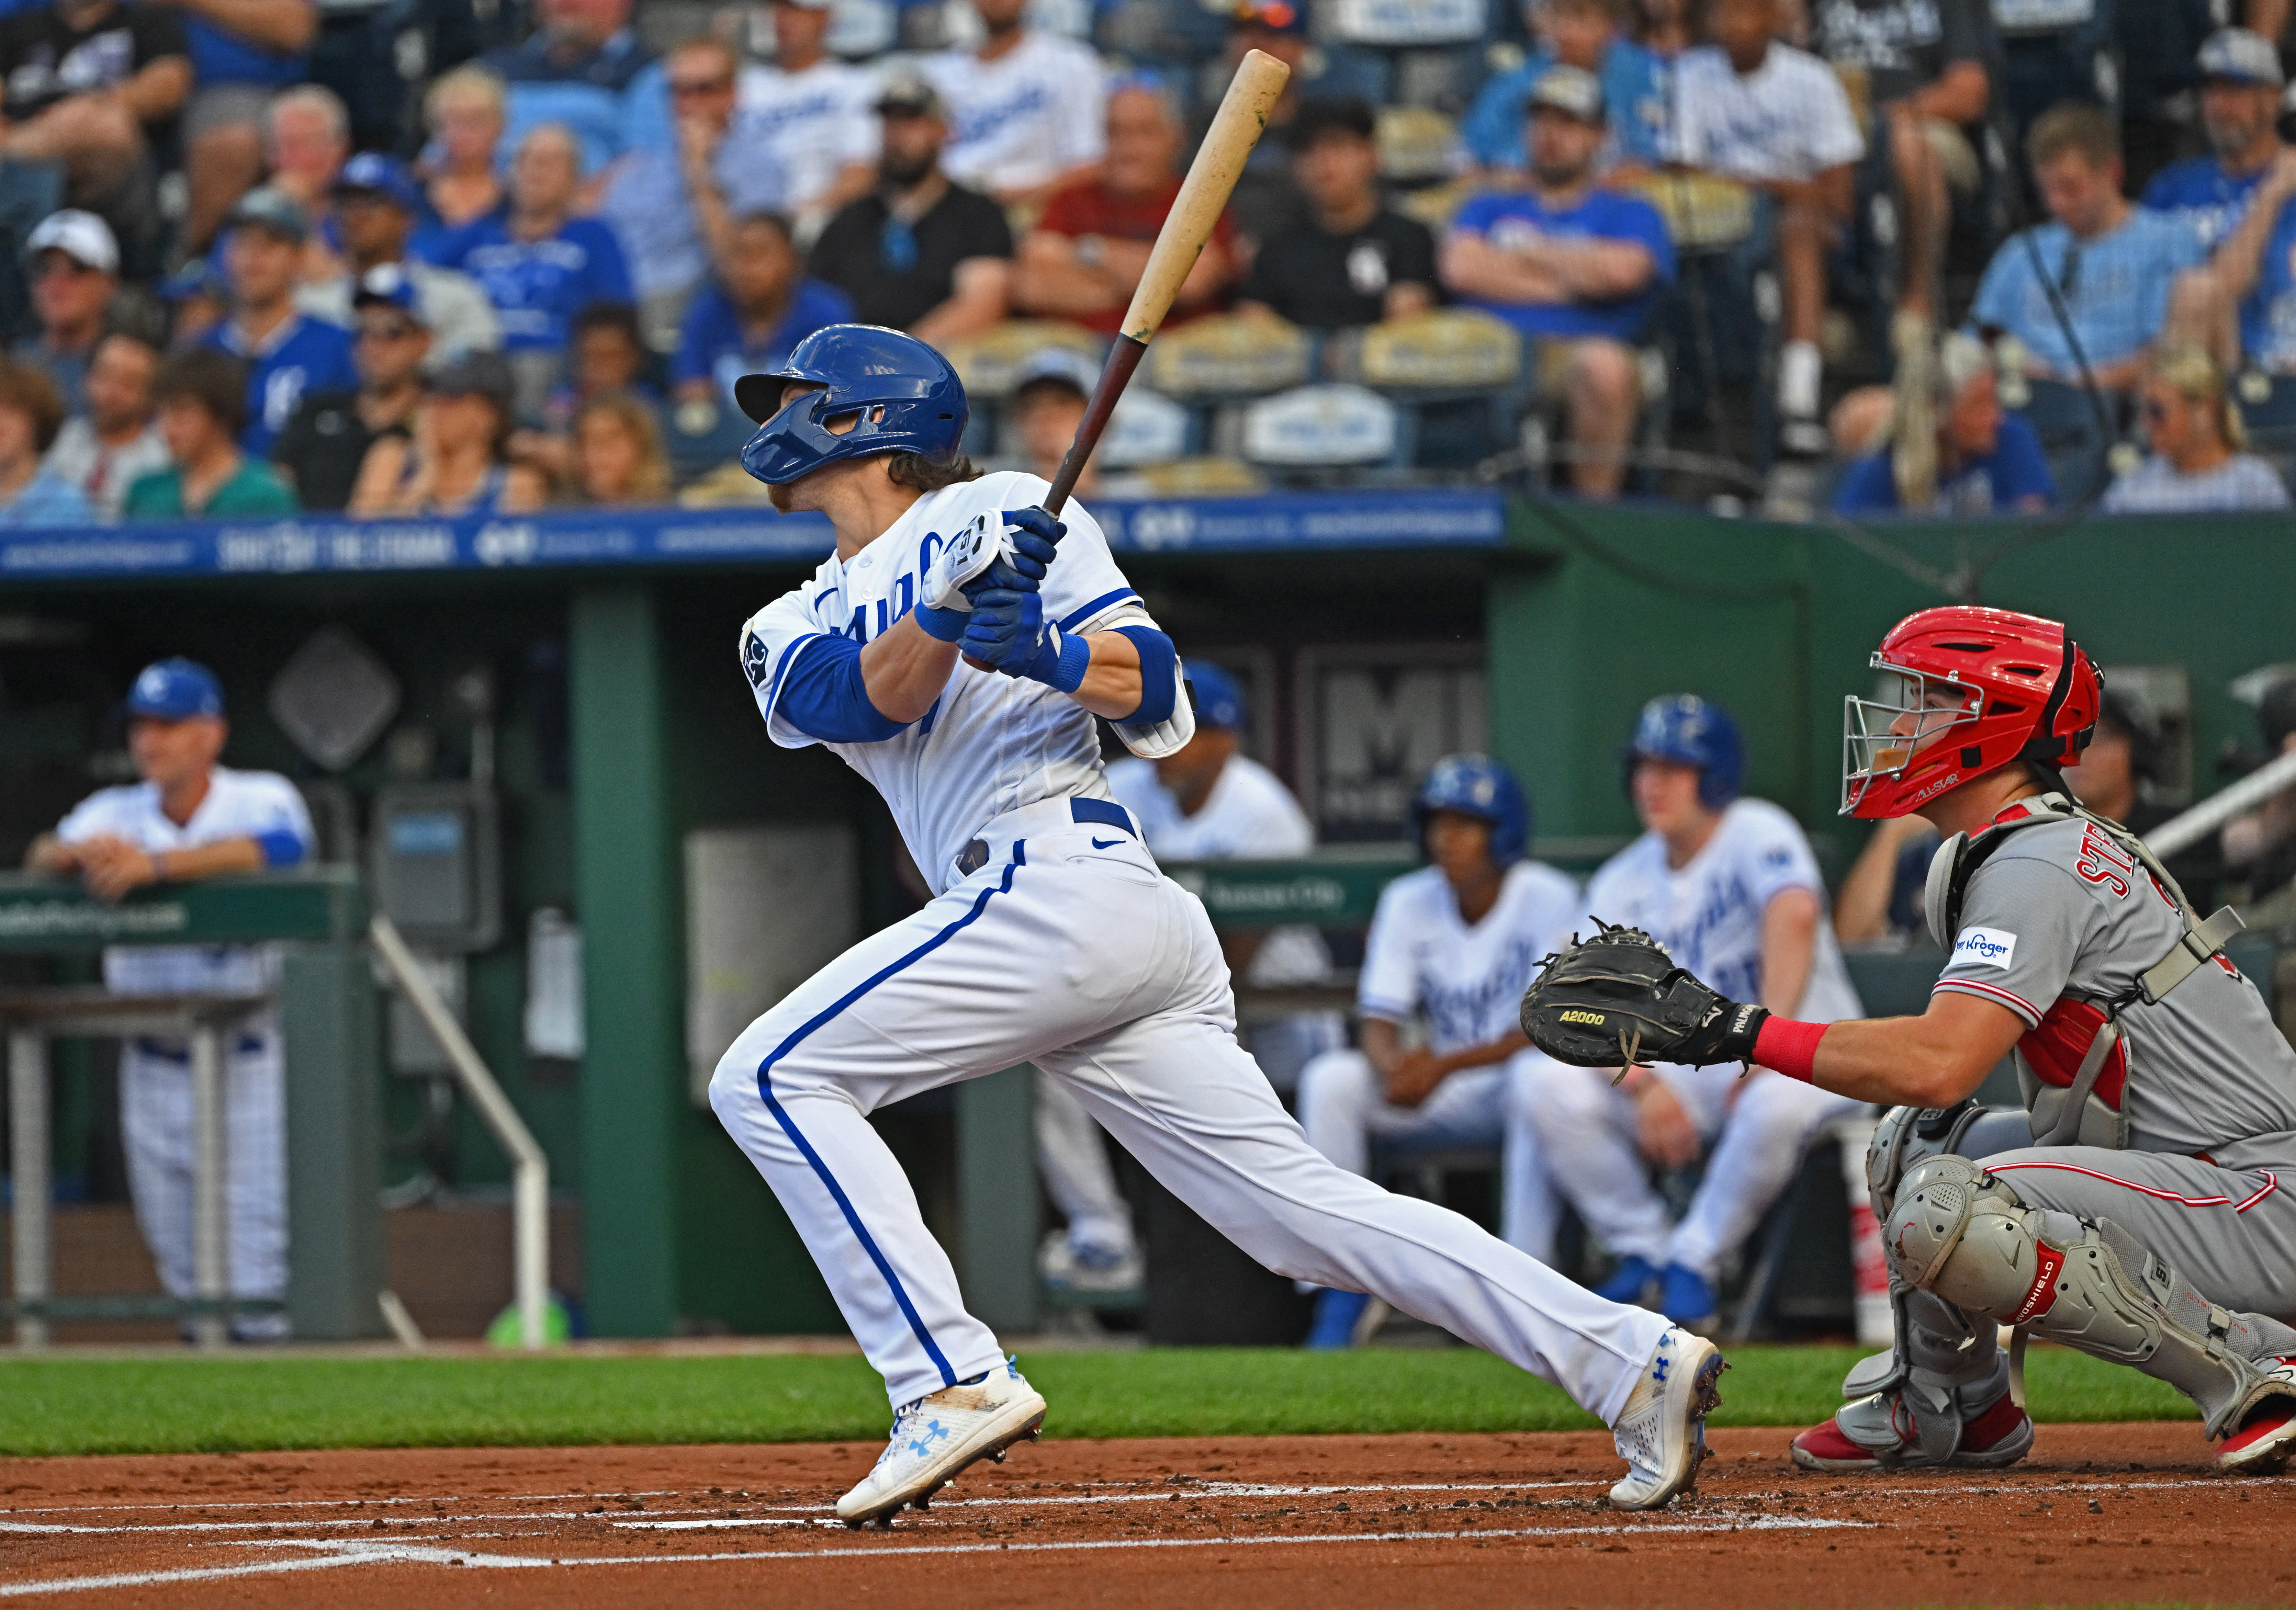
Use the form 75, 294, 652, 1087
0, 869, 384, 1347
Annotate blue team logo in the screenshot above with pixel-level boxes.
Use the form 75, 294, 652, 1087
742, 630, 770, 689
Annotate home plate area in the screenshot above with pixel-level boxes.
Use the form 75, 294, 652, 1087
1, 1426, 2287, 1607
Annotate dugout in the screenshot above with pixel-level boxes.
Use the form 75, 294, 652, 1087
1, 495, 2291, 1340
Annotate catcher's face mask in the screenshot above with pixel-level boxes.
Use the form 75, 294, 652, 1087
1841, 664, 1982, 817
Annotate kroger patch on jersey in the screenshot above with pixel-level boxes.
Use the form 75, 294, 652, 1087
1952, 925, 2017, 967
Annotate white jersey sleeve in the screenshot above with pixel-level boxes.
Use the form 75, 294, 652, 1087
738, 575, 840, 752
1355, 873, 1426, 1024
56, 786, 138, 843
1028, 483, 1142, 636
1732, 799, 1827, 911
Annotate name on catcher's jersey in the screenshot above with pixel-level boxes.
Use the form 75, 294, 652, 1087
55, 767, 314, 997
1357, 860, 1583, 1055
1583, 797, 1862, 1025
738, 470, 1146, 890
1934, 810, 2296, 1161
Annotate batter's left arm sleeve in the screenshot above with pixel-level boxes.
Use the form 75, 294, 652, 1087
775, 635, 911, 744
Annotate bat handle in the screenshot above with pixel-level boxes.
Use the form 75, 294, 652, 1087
1042, 335, 1147, 519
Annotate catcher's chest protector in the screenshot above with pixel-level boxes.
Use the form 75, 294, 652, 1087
1924, 794, 2246, 1150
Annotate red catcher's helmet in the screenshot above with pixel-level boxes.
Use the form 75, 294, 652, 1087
1841, 606, 2100, 818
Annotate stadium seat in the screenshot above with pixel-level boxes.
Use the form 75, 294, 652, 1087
664, 398, 758, 485
942, 320, 1108, 401
1101, 388, 1196, 467
2013, 376, 2118, 504
1327, 0, 1486, 47
1099, 457, 1268, 497
1240, 383, 1405, 470
1376, 107, 1457, 184
1329, 308, 1523, 470
1147, 314, 1313, 398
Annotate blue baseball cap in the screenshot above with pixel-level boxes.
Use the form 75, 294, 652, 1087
335, 151, 424, 213
1187, 661, 1245, 730
125, 658, 224, 721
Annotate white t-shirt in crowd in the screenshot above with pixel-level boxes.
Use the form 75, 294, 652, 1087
920, 31, 1108, 196
734, 57, 883, 215
43, 419, 170, 521
1666, 42, 1866, 184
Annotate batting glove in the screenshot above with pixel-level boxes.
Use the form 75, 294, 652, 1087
959, 586, 1046, 673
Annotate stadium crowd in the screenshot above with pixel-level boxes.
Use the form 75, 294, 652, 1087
0, 0, 2292, 524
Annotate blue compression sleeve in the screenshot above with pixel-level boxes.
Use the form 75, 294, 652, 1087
254, 830, 306, 867
1113, 626, 1177, 725
776, 635, 910, 743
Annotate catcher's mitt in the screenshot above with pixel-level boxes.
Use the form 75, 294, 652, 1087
1517, 920, 1767, 1072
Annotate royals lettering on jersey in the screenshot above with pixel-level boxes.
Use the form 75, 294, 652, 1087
1583, 798, 1863, 1029
1356, 860, 1583, 1055
738, 470, 1145, 891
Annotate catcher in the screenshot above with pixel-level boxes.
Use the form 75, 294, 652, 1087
1522, 605, 2296, 1474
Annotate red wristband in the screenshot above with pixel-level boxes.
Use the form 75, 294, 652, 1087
1752, 1016, 1828, 1082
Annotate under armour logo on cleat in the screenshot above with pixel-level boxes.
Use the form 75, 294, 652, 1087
1652, 1358, 1671, 1382
908, 1420, 952, 1458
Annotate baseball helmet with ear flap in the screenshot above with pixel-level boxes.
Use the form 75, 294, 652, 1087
737, 324, 969, 486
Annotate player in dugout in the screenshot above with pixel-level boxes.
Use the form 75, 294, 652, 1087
24, 658, 316, 1340
1520, 606, 2296, 1474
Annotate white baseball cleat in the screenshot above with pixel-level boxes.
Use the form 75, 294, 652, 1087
2217, 1356, 2296, 1475
836, 1359, 1047, 1527
1607, 1327, 1727, 1511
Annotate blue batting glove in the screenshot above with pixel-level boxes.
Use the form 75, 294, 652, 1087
1019, 623, 1091, 693
1006, 507, 1065, 551
959, 586, 1046, 673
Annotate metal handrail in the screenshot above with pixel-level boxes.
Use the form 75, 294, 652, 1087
2145, 749, 2296, 860
368, 914, 550, 1349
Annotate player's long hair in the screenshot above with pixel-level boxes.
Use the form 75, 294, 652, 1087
886, 450, 980, 493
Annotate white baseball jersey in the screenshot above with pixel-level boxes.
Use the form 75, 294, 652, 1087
1106, 751, 1328, 987
739, 470, 1147, 891
733, 58, 881, 215
1357, 859, 1583, 1056
1665, 43, 1866, 184
1582, 797, 1862, 1023
55, 767, 315, 997
919, 33, 1108, 196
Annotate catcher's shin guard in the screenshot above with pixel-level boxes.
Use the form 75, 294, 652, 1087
1889, 1156, 2296, 1441
1792, 1285, 2029, 1471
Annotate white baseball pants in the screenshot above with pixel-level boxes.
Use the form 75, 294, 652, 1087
1033, 1071, 1137, 1260
119, 1031, 289, 1335
1519, 1061, 1861, 1280
709, 798, 1668, 1415
1295, 1049, 1562, 1264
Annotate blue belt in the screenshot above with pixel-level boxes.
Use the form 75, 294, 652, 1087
956, 797, 1135, 876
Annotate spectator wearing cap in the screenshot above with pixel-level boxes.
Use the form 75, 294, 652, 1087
1832, 331, 2052, 514
2164, 44, 2296, 384
0, 0, 190, 210
437, 123, 633, 416
671, 212, 851, 414
2143, 29, 2285, 253
416, 66, 511, 253
1102, 659, 1340, 1095
601, 35, 789, 339
1668, 0, 1864, 457
996, 347, 1099, 494
1016, 77, 1234, 336
1216, 0, 1313, 262
1967, 103, 2204, 395
176, 0, 322, 253
918, 0, 1106, 210
15, 209, 117, 413
809, 77, 1013, 343
480, 0, 657, 180
1461, 0, 1670, 175
298, 154, 500, 366
270, 268, 432, 512
125, 347, 298, 516
203, 186, 358, 456
25, 656, 314, 1342
733, 0, 879, 238
1440, 68, 1674, 500
0, 357, 92, 524
2101, 344, 2290, 513
348, 349, 547, 517
160, 256, 228, 349
1236, 97, 1438, 329
44, 329, 168, 519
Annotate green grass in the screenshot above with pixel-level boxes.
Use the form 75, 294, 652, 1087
0, 1343, 2196, 1458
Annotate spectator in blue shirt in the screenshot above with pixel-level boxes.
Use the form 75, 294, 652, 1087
2143, 29, 2287, 254
0, 356, 94, 526
482, 0, 657, 178
1460, 0, 1669, 174
178, 0, 319, 252
204, 186, 357, 456
442, 122, 632, 416
1834, 333, 2055, 515
1968, 103, 2205, 395
1439, 67, 1674, 499
671, 212, 852, 414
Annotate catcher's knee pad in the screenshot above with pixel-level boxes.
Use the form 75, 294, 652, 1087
1865, 1099, 1986, 1218
1889, 1156, 2290, 1438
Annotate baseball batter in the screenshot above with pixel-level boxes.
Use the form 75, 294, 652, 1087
708, 323, 1725, 1525
1521, 607, 2296, 1474
1532, 695, 1863, 1331
26, 659, 315, 1340
1294, 754, 1575, 1349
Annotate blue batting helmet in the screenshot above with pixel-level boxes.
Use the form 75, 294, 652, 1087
1624, 693, 1744, 808
1412, 753, 1531, 866
735, 325, 968, 486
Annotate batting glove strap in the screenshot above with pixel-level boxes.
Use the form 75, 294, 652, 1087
1021, 625, 1091, 694
912, 602, 970, 643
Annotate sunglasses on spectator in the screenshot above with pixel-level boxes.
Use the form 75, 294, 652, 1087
359, 320, 422, 341
670, 75, 733, 97
2142, 399, 2183, 424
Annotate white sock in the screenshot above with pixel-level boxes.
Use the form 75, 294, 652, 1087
1778, 340, 1822, 419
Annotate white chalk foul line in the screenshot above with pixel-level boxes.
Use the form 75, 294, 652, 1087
0, 1515, 1879, 1597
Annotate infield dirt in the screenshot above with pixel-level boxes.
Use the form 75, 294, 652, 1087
1, 1422, 2285, 1607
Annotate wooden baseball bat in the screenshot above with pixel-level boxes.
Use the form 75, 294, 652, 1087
1041, 48, 1291, 518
